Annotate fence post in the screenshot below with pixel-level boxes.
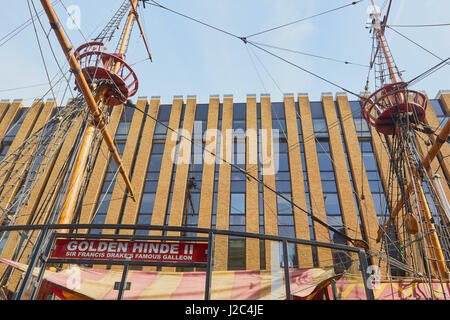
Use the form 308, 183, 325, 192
29, 231, 56, 300
358, 249, 375, 300
204, 232, 214, 300
14, 227, 48, 300
117, 263, 130, 300
282, 240, 291, 300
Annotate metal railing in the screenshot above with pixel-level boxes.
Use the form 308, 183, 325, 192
0, 223, 375, 300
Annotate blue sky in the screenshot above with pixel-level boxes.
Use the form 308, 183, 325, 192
1, 0, 449, 104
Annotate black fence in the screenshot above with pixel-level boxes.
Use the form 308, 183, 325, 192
0, 223, 375, 300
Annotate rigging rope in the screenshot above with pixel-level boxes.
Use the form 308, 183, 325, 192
387, 26, 450, 69
148, 0, 367, 100
244, 1, 365, 39
125, 101, 368, 249
250, 41, 370, 68
0, 0, 59, 48
387, 23, 450, 28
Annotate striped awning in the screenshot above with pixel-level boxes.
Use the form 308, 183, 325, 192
329, 276, 450, 300
0, 258, 335, 300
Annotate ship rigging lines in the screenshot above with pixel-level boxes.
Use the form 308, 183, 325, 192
0, 0, 449, 287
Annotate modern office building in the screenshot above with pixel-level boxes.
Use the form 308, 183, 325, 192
0, 91, 449, 301
0, 92, 448, 274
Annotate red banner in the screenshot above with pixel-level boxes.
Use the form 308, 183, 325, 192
51, 239, 208, 263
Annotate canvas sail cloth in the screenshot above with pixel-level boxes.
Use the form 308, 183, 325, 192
0, 258, 335, 300
329, 275, 450, 300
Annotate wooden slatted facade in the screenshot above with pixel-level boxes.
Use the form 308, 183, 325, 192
0, 92, 448, 275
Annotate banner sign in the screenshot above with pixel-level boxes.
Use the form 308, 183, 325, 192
51, 239, 208, 263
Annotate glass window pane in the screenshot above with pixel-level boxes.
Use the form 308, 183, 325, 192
276, 180, 292, 193
278, 226, 295, 238
322, 181, 337, 192
137, 214, 152, 225
277, 195, 292, 213
320, 171, 335, 180
230, 193, 245, 213
354, 118, 370, 132
278, 215, 294, 226
359, 141, 373, 153
195, 104, 209, 120
148, 154, 163, 171
318, 154, 333, 171
230, 215, 245, 225
275, 155, 289, 171
372, 193, 387, 214
363, 154, 378, 171
316, 141, 330, 153
233, 103, 246, 120
430, 100, 445, 117
324, 193, 340, 214
144, 180, 158, 192
230, 180, 246, 192
276, 171, 291, 180
272, 102, 285, 119
313, 119, 328, 134
140, 193, 155, 213
228, 239, 245, 270
310, 102, 324, 118
151, 143, 165, 154
158, 105, 171, 121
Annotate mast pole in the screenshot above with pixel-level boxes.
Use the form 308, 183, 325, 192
371, 0, 398, 84
116, 0, 139, 60
370, 0, 448, 280
39, 0, 135, 229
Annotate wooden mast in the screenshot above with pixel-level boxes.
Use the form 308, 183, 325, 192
370, 0, 448, 280
39, 0, 137, 231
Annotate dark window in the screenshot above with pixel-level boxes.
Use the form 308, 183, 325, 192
430, 100, 445, 117
310, 101, 324, 118
271, 102, 285, 119
195, 104, 209, 120
228, 239, 245, 270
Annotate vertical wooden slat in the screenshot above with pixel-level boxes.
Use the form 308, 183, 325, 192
0, 100, 55, 287
167, 97, 197, 231
0, 101, 9, 124
1, 115, 87, 290
119, 98, 161, 231
260, 95, 278, 270
78, 105, 124, 226
102, 98, 147, 229
336, 95, 384, 268
438, 92, 450, 115
0, 102, 55, 219
197, 96, 219, 229
0, 101, 43, 189
0, 101, 21, 144
149, 97, 183, 232
283, 94, 313, 268
0, 101, 55, 221
322, 95, 361, 241
0, 101, 21, 143
214, 95, 233, 270
162, 97, 197, 272
421, 95, 450, 199
298, 94, 332, 267
245, 95, 260, 270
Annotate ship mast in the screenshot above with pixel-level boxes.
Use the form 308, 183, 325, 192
39, 0, 149, 229
364, 1, 449, 280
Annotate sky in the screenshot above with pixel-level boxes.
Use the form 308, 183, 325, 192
0, 0, 449, 105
